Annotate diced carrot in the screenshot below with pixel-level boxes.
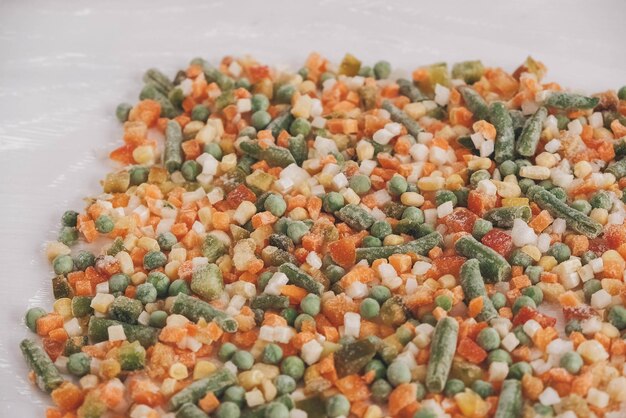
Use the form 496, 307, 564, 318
457, 337, 488, 363
388, 383, 418, 416
51, 382, 84, 411
37, 314, 64, 336
468, 297, 484, 318
198, 392, 220, 413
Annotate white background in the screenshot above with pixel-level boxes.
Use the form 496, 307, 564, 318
0, 0, 624, 415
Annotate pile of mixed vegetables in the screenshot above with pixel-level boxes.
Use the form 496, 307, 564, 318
21, 52, 626, 418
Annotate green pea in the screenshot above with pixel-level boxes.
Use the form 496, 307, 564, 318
191, 105, 210, 122
581, 250, 597, 265
326, 394, 350, 418
471, 380, 493, 398
370, 220, 392, 239
143, 251, 167, 270
371, 379, 392, 402
168, 279, 190, 296
508, 249, 534, 268
360, 298, 380, 319
364, 359, 386, 380
362, 236, 382, 247
520, 285, 543, 305
565, 319, 582, 335
324, 265, 345, 284
149, 310, 168, 328
281, 356, 305, 380
109, 273, 131, 294
559, 351, 583, 374
590, 190, 612, 210
260, 343, 283, 365
275, 374, 296, 395
62, 210, 79, 227
323, 192, 345, 212
402, 207, 424, 223
435, 190, 457, 207
420, 313, 437, 326
181, 160, 202, 181
287, 221, 309, 244
275, 84, 295, 104
156, 232, 177, 251
453, 187, 469, 207
25, 307, 46, 332
53, 254, 74, 275
518, 178, 535, 194
73, 250, 95, 271
538, 179, 554, 190
472, 219, 493, 240
444, 379, 465, 397
349, 174, 371, 195
386, 361, 411, 386
265, 402, 289, 418
251, 110, 271, 130
115, 103, 133, 123
95, 215, 114, 234
516, 159, 532, 170
534, 404, 554, 417
204, 142, 223, 160
513, 326, 531, 346
618, 86, 626, 101
58, 226, 79, 246
289, 118, 311, 137
147, 271, 170, 297
294, 314, 315, 331
135, 283, 157, 304
525, 265, 543, 284
490, 292, 506, 310
280, 307, 298, 326
488, 349, 512, 365
223, 385, 246, 405
370, 285, 391, 304
608, 305, 626, 330
547, 242, 571, 263
434, 294, 452, 311
512, 295, 536, 315
300, 294, 321, 316
358, 65, 374, 77
215, 402, 240, 418
388, 176, 408, 195
264, 194, 287, 217
508, 362, 532, 380
477, 327, 501, 351
218, 343, 238, 362
470, 170, 490, 186
129, 166, 149, 185
251, 94, 270, 112
236, 77, 251, 90
499, 160, 518, 177
373, 60, 392, 80
67, 352, 91, 377
319, 72, 336, 85
232, 350, 254, 370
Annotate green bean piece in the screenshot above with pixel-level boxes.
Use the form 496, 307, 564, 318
250, 294, 290, 310
239, 140, 296, 168
425, 317, 459, 393
287, 134, 307, 166
544, 92, 599, 110
606, 158, 626, 180
397, 78, 428, 102
382, 100, 422, 138
109, 296, 143, 324
168, 368, 237, 411
451, 60, 485, 84
490, 102, 515, 163
171, 293, 238, 333
458, 86, 489, 121
87, 318, 159, 347
355, 232, 443, 263
494, 379, 522, 418
143, 68, 174, 96
516, 107, 547, 157
139, 83, 179, 118
266, 107, 295, 138
483, 206, 531, 228
335, 204, 375, 231
162, 120, 183, 173
20, 339, 64, 393
115, 103, 133, 123
527, 185, 603, 238
176, 403, 209, 418
278, 263, 324, 295
459, 259, 499, 322
201, 234, 227, 263
454, 235, 511, 283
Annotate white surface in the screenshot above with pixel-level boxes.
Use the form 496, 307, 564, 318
0, 0, 624, 415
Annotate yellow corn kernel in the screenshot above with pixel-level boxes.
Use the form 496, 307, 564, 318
132, 145, 155, 165
289, 207, 308, 221
220, 153, 237, 172
169, 248, 187, 263
401, 192, 425, 207
445, 174, 464, 190
169, 363, 189, 380
45, 241, 71, 261
53, 298, 72, 319
467, 157, 492, 171
193, 361, 217, 380
590, 208, 608, 225
501, 197, 529, 207
115, 251, 134, 275
521, 245, 541, 262
99, 358, 121, 380
131, 272, 147, 286
164, 261, 180, 280
538, 256, 558, 272
438, 274, 456, 289
418, 176, 445, 191
383, 234, 404, 246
